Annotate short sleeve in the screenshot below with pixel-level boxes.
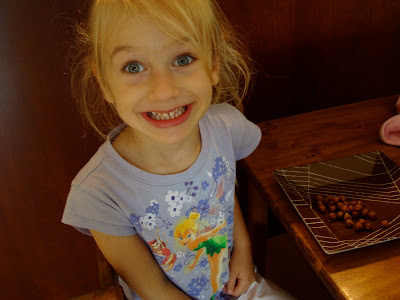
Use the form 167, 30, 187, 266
62, 185, 137, 236
222, 104, 261, 160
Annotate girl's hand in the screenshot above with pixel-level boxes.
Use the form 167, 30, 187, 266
223, 245, 256, 297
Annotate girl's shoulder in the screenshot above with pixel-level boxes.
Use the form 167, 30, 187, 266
206, 103, 261, 161
71, 143, 109, 186
207, 102, 241, 116
205, 103, 245, 128
72, 125, 126, 187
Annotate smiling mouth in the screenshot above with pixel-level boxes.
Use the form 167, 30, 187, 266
147, 106, 187, 121
142, 104, 192, 129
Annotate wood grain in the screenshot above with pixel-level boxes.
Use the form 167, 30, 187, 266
217, 0, 400, 122
0, 0, 100, 298
242, 95, 400, 300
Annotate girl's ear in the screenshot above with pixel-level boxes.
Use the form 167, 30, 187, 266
211, 55, 220, 86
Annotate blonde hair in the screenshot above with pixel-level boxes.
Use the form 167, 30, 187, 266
70, 0, 254, 139
174, 212, 200, 238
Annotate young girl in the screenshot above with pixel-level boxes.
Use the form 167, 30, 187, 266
62, 1, 294, 299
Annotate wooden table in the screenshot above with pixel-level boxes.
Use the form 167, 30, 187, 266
241, 95, 400, 300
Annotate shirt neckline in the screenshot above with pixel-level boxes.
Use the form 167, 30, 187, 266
103, 118, 210, 187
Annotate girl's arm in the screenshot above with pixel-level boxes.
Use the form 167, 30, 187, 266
223, 194, 256, 296
90, 230, 191, 300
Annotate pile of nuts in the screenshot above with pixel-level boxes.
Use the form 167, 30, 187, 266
315, 195, 391, 232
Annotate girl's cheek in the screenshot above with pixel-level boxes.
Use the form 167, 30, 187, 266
126, 71, 148, 82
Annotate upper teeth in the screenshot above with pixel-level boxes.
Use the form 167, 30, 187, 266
148, 106, 186, 120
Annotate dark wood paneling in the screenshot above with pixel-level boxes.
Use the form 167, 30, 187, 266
218, 0, 400, 122
0, 1, 99, 299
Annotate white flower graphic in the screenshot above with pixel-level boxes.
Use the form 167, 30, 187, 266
139, 213, 157, 230
168, 205, 182, 217
150, 199, 158, 206
165, 191, 180, 205
178, 191, 187, 205
184, 194, 192, 203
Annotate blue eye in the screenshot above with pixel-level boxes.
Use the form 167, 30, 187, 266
179, 237, 183, 240
188, 234, 191, 238
124, 62, 145, 73
174, 55, 194, 66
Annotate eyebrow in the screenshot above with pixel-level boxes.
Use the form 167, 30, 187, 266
110, 37, 192, 61
111, 45, 136, 60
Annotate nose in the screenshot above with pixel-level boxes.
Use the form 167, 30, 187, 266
147, 68, 180, 102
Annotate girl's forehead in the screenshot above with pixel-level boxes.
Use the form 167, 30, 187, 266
105, 15, 193, 55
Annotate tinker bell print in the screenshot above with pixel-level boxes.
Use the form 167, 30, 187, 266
148, 228, 177, 271
174, 212, 227, 294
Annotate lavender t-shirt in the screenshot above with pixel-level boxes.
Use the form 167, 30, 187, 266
62, 103, 261, 300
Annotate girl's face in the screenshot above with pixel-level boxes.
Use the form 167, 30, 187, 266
102, 15, 219, 146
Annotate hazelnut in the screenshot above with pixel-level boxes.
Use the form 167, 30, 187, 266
345, 219, 354, 228
318, 204, 327, 213
344, 212, 352, 221
368, 211, 377, 220
355, 222, 364, 232
328, 212, 337, 221
336, 211, 344, 219
318, 195, 379, 233
364, 223, 373, 231
381, 220, 390, 228
354, 204, 363, 212
352, 211, 360, 219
